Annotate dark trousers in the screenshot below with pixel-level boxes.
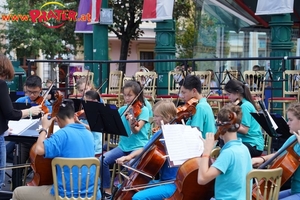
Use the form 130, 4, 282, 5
243, 142, 263, 158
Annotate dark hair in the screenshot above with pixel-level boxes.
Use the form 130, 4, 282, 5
25, 75, 42, 88
0, 54, 14, 80
85, 90, 100, 101
224, 79, 257, 110
181, 75, 202, 94
57, 99, 75, 120
217, 103, 242, 132
122, 80, 145, 105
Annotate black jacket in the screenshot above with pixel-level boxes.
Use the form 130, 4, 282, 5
0, 80, 22, 134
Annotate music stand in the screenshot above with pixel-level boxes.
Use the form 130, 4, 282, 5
251, 112, 290, 139
81, 101, 127, 199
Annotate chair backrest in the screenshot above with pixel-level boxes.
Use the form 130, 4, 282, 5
107, 71, 123, 94
246, 168, 283, 200
283, 70, 300, 97
210, 146, 221, 159
168, 71, 184, 95
123, 76, 133, 87
134, 71, 157, 100
72, 71, 94, 95
243, 70, 266, 100
106, 133, 120, 151
193, 71, 212, 97
51, 157, 100, 200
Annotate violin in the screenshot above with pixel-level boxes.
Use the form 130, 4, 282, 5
75, 109, 85, 118
125, 100, 143, 127
175, 98, 198, 123
33, 83, 54, 114
34, 96, 49, 114
214, 111, 238, 140
27, 92, 63, 186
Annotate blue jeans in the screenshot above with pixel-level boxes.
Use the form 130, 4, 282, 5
279, 189, 300, 200
132, 182, 176, 200
100, 146, 130, 189
0, 134, 6, 189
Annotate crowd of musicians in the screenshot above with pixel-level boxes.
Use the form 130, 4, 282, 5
0, 54, 300, 200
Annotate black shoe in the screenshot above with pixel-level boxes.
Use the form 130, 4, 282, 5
104, 192, 112, 200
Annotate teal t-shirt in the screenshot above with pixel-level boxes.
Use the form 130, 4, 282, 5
118, 105, 150, 152
81, 119, 102, 155
186, 98, 216, 138
144, 98, 153, 117
212, 139, 252, 199
278, 135, 300, 194
238, 98, 264, 151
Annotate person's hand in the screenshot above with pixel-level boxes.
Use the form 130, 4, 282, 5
202, 132, 217, 155
29, 105, 42, 116
74, 114, 80, 123
252, 157, 264, 168
41, 113, 56, 130
293, 130, 300, 144
116, 155, 131, 165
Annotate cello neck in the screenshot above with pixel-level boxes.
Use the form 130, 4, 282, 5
258, 137, 297, 169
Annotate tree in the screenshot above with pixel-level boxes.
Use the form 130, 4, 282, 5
108, 0, 191, 72
0, 0, 82, 60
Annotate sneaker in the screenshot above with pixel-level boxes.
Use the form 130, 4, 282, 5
104, 192, 112, 200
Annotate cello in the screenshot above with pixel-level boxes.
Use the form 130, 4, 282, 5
252, 137, 300, 199
166, 111, 238, 200
27, 92, 63, 186
113, 99, 198, 199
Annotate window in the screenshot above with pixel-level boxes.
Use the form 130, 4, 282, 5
140, 51, 154, 71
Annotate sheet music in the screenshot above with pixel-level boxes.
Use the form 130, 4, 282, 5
162, 124, 204, 166
7, 119, 39, 136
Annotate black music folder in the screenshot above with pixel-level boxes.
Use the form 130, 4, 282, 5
81, 101, 127, 136
251, 112, 290, 139
12, 102, 31, 110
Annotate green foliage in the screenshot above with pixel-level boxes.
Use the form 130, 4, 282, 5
0, 0, 82, 59
175, 1, 197, 62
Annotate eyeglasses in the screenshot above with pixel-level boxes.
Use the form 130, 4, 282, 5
25, 90, 41, 95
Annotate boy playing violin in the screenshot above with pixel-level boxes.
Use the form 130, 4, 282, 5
252, 102, 300, 199
12, 75, 52, 188
198, 103, 252, 200
12, 100, 101, 200
180, 75, 216, 138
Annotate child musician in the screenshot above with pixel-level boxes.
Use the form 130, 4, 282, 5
100, 80, 150, 198
198, 103, 252, 200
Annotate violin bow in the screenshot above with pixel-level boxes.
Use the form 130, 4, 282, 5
40, 83, 54, 105
96, 78, 108, 93
175, 69, 186, 107
120, 78, 149, 117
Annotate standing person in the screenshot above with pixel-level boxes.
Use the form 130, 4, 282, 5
12, 100, 101, 200
75, 90, 102, 157
198, 103, 252, 200
0, 55, 41, 190
224, 79, 264, 157
180, 75, 216, 138
100, 80, 150, 198
207, 69, 219, 94
116, 100, 178, 200
252, 102, 300, 200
